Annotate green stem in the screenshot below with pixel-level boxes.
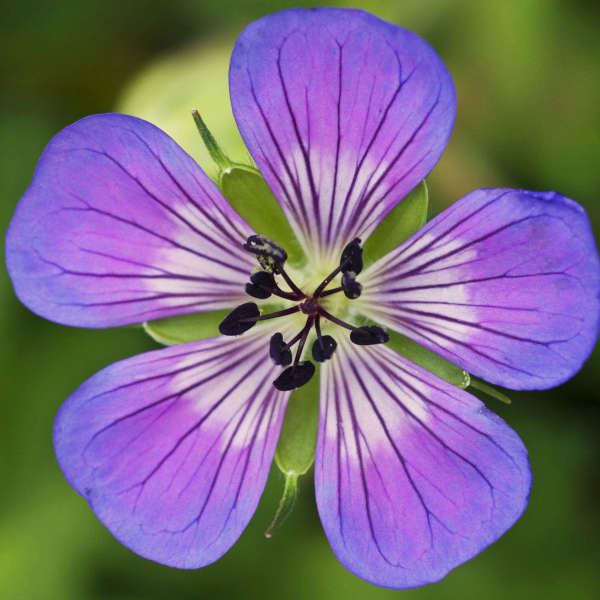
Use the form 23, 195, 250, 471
191, 109, 233, 170
265, 472, 299, 539
469, 377, 512, 404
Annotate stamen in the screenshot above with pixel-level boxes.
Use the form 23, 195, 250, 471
285, 327, 306, 349
313, 265, 343, 298
272, 316, 315, 391
245, 271, 301, 301
319, 286, 342, 298
219, 304, 301, 336
219, 302, 260, 335
341, 271, 362, 299
235, 234, 385, 388
273, 362, 315, 391
315, 313, 323, 339
244, 234, 288, 273
255, 305, 301, 321
312, 315, 337, 362
293, 316, 314, 364
277, 266, 306, 299
319, 309, 388, 346
313, 238, 363, 298
318, 307, 356, 331
340, 237, 363, 274
350, 325, 390, 345
312, 335, 337, 362
269, 333, 292, 366
245, 271, 275, 299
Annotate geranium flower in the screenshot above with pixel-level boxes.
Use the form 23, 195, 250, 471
6, 7, 600, 589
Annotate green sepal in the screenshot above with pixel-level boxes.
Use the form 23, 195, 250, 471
274, 370, 320, 476
363, 180, 428, 267
469, 377, 512, 404
387, 330, 470, 389
143, 310, 229, 345
191, 110, 233, 171
219, 165, 305, 266
264, 472, 298, 539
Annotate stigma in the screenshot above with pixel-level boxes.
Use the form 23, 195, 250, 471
219, 235, 389, 391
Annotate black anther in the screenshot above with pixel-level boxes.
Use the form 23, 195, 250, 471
341, 271, 362, 299
269, 333, 292, 366
218, 302, 260, 336
245, 271, 275, 299
273, 362, 315, 391
312, 335, 337, 362
244, 234, 287, 273
340, 237, 363, 274
350, 325, 389, 345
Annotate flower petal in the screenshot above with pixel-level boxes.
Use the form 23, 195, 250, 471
6, 114, 255, 328
230, 8, 455, 265
315, 342, 531, 588
53, 325, 290, 568
360, 189, 600, 389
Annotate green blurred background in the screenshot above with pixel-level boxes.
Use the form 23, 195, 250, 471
1, 1, 599, 598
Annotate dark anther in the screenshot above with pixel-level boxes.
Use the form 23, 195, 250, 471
350, 325, 389, 345
245, 271, 275, 299
244, 234, 287, 273
273, 361, 315, 391
312, 335, 337, 362
269, 333, 292, 366
245, 282, 269, 298
218, 302, 260, 336
341, 271, 362, 299
340, 237, 363, 274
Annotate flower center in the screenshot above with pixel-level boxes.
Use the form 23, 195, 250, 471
219, 235, 389, 391
299, 297, 319, 315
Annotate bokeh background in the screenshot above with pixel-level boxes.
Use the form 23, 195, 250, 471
1, 1, 599, 599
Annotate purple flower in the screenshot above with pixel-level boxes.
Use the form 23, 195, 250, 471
6, 7, 600, 589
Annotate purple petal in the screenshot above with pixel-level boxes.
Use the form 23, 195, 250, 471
360, 189, 600, 389
230, 8, 455, 264
54, 325, 290, 568
6, 114, 255, 328
315, 342, 531, 588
